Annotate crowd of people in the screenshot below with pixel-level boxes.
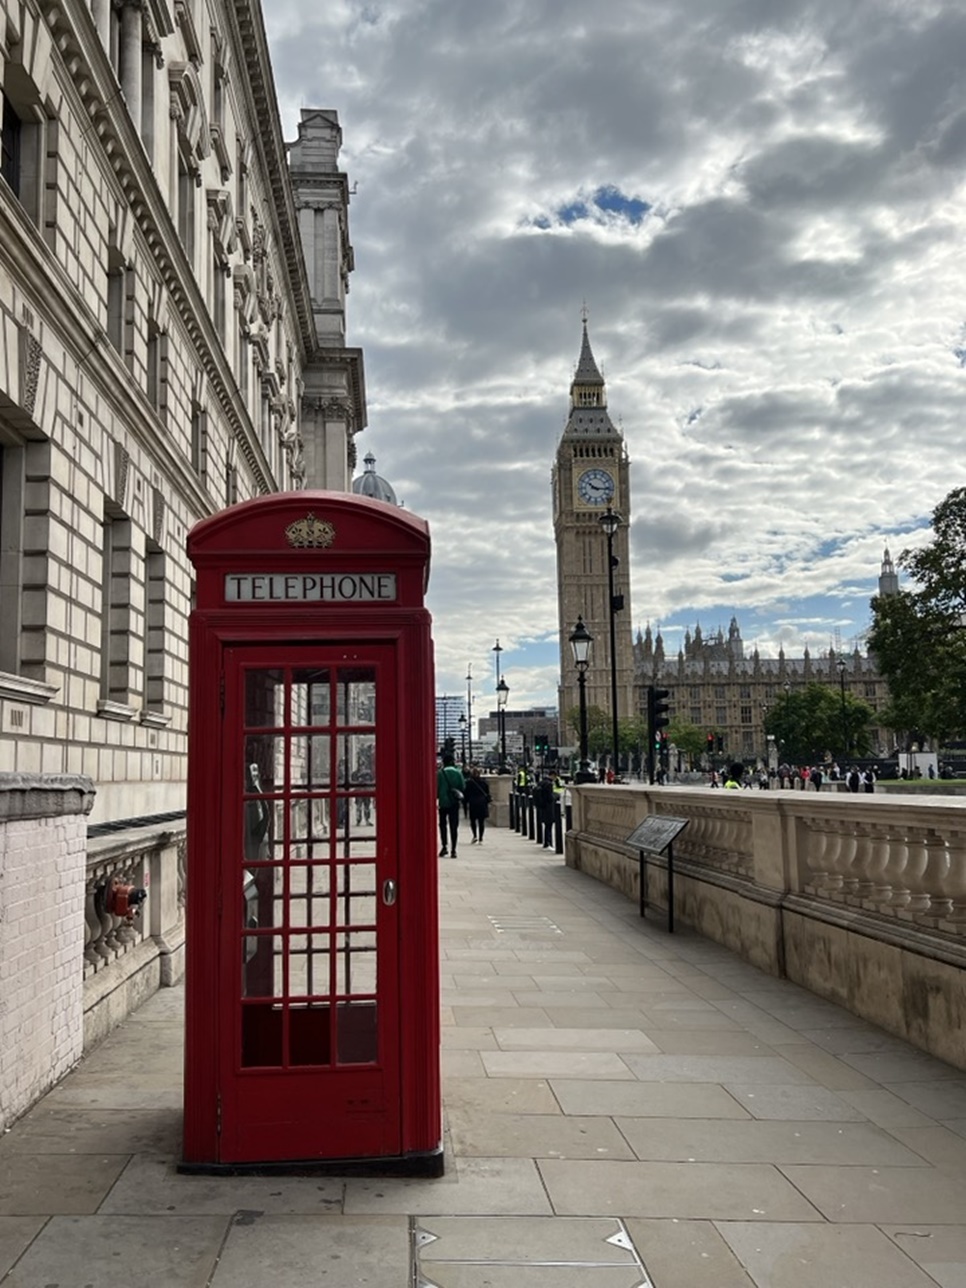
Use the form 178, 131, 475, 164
710, 762, 877, 791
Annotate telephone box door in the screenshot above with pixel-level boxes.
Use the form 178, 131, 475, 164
221, 642, 400, 1163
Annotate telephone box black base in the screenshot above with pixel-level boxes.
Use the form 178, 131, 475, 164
177, 1146, 445, 1178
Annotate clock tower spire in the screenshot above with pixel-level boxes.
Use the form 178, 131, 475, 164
552, 317, 635, 755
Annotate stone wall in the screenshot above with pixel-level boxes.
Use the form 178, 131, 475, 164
567, 784, 966, 1070
0, 774, 94, 1130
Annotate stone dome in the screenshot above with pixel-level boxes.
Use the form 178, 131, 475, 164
351, 451, 398, 505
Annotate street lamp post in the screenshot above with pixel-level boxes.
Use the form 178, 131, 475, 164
492, 638, 503, 687
569, 616, 595, 783
598, 506, 623, 780
836, 657, 848, 765
458, 711, 467, 767
760, 702, 769, 769
496, 676, 509, 773
465, 665, 473, 766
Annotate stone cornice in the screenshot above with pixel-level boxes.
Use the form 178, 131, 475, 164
227, 1, 317, 357
0, 772, 96, 820
310, 346, 367, 434
0, 671, 60, 704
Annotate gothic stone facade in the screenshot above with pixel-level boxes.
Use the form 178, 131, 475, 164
553, 321, 635, 737
635, 618, 891, 763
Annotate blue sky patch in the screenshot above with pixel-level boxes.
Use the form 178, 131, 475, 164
529, 185, 651, 230
592, 185, 650, 223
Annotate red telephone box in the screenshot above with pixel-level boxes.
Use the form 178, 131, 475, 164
181, 492, 441, 1174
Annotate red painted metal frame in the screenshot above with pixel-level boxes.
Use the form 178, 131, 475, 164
182, 493, 440, 1171
220, 642, 401, 1164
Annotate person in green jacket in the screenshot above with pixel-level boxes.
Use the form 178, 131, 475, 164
437, 753, 465, 857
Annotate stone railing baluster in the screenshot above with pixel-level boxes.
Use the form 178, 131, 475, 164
904, 827, 946, 918
936, 828, 966, 926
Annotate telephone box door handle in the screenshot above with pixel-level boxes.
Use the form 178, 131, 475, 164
382, 878, 397, 906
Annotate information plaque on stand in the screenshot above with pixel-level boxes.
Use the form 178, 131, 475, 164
625, 815, 689, 933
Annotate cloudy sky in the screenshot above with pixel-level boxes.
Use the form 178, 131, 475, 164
265, 0, 966, 722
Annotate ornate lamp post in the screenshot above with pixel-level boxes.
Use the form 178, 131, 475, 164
496, 676, 509, 773
760, 701, 769, 768
569, 616, 595, 783
836, 657, 848, 764
492, 638, 503, 686
598, 506, 623, 779
465, 664, 473, 766
458, 711, 467, 768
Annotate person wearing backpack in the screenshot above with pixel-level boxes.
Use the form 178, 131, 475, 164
436, 753, 465, 857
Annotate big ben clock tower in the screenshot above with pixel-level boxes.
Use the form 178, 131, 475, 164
553, 317, 636, 743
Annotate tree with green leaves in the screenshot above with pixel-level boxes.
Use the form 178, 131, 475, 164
565, 703, 611, 759
667, 719, 709, 767
868, 487, 966, 744
765, 683, 875, 765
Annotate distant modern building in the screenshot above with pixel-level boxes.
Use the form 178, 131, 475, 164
435, 695, 467, 752
478, 708, 559, 758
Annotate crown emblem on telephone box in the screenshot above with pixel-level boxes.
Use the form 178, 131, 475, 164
284, 513, 336, 548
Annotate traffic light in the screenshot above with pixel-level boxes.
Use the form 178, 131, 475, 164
647, 686, 670, 747
647, 687, 670, 730
707, 732, 715, 754
646, 686, 671, 784
717, 734, 724, 753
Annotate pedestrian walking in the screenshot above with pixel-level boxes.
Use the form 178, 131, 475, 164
437, 753, 465, 857
534, 774, 556, 847
847, 767, 861, 793
464, 766, 491, 844
862, 768, 876, 793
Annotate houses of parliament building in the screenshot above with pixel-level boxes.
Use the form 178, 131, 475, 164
553, 322, 894, 761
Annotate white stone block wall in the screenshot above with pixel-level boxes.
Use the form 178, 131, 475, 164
0, 774, 94, 1131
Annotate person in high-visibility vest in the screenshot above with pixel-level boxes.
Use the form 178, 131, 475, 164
723, 762, 743, 789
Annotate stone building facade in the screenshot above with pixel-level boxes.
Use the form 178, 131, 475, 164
550, 319, 895, 761
0, 0, 366, 1071
634, 615, 891, 763
0, 0, 364, 827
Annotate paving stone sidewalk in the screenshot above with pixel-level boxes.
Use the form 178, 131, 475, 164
2, 823, 966, 1286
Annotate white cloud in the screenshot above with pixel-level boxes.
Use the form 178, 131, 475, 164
265, 0, 966, 710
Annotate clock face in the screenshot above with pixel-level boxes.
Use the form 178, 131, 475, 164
577, 468, 615, 506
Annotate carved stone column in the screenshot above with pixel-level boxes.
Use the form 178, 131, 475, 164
119, 1, 144, 135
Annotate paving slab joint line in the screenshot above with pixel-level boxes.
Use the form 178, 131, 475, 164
410, 1217, 655, 1283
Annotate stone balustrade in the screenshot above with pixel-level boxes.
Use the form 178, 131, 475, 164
567, 785, 966, 1069
572, 786, 966, 932
84, 823, 186, 1048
